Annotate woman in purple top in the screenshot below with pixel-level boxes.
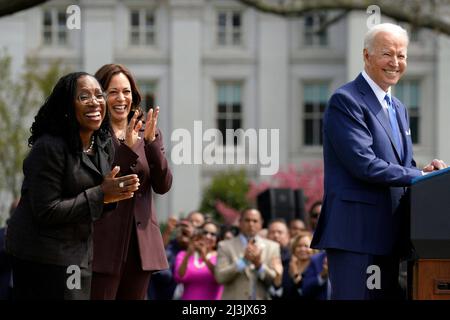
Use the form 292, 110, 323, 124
174, 222, 223, 300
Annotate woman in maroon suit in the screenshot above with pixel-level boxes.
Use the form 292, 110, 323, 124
91, 64, 172, 299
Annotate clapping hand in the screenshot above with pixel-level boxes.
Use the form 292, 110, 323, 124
125, 110, 143, 148
271, 257, 283, 287
101, 166, 140, 203
188, 237, 206, 257
166, 216, 178, 233
245, 240, 262, 268
320, 256, 329, 279
144, 106, 159, 143
289, 255, 299, 278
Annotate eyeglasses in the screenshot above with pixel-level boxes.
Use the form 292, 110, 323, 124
78, 92, 106, 105
203, 230, 218, 237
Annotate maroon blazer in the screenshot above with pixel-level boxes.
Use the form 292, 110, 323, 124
92, 128, 172, 275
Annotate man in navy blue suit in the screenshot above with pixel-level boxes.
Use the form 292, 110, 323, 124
311, 23, 447, 300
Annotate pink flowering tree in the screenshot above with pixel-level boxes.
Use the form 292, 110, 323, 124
200, 169, 251, 225
208, 162, 324, 226
247, 162, 324, 213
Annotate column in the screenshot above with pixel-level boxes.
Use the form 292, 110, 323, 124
169, 0, 203, 216
81, 0, 114, 73
257, 13, 288, 173
346, 11, 367, 81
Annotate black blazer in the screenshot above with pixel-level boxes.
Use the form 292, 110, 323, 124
6, 133, 114, 268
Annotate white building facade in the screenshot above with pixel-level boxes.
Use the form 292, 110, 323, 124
0, 0, 449, 221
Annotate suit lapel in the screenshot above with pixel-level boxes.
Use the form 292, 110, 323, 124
80, 135, 112, 178
97, 135, 112, 176
80, 152, 101, 176
355, 74, 403, 162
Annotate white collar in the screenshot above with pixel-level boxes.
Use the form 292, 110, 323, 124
361, 70, 391, 107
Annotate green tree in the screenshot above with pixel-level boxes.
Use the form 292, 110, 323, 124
0, 51, 68, 222
200, 169, 251, 224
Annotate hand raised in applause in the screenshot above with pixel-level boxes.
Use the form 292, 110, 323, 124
289, 255, 300, 282
244, 240, 262, 269
124, 110, 143, 148
166, 216, 178, 233
271, 256, 283, 287
320, 256, 329, 280
144, 106, 159, 143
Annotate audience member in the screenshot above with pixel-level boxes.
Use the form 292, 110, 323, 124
289, 218, 307, 239
215, 208, 280, 300
174, 222, 223, 300
267, 219, 297, 299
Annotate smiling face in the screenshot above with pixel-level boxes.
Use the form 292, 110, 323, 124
106, 72, 133, 124
293, 235, 313, 261
202, 222, 219, 250
364, 31, 407, 91
74, 75, 106, 134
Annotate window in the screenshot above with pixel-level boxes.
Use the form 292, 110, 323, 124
137, 81, 156, 112
130, 9, 156, 46
217, 11, 242, 46
303, 83, 328, 146
398, 22, 420, 43
303, 12, 328, 47
217, 83, 242, 145
394, 80, 421, 144
43, 8, 67, 46
408, 27, 420, 43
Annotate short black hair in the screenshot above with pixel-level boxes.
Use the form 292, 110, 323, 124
218, 224, 239, 241
239, 207, 263, 222
268, 218, 288, 228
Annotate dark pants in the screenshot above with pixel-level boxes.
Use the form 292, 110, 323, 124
326, 249, 403, 300
91, 226, 151, 300
10, 256, 91, 300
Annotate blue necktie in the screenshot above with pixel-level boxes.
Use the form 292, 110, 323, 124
384, 94, 403, 160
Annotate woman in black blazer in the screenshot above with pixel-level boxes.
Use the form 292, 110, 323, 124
5, 72, 140, 300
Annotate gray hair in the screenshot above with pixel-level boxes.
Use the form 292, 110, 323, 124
364, 23, 409, 53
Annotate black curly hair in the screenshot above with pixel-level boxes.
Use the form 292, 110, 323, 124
28, 72, 111, 153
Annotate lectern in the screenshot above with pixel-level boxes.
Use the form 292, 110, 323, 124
410, 167, 450, 300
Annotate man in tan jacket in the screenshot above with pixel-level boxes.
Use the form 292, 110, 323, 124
215, 208, 281, 300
